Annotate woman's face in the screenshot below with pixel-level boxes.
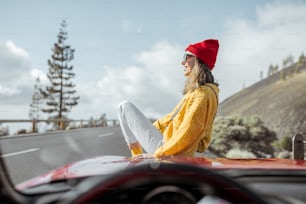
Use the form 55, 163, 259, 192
181, 54, 195, 77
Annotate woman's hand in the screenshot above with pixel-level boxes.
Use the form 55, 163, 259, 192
132, 153, 154, 159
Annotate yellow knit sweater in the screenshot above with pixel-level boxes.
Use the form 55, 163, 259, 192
153, 83, 219, 157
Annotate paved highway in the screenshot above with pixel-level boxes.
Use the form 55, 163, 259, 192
0, 126, 130, 185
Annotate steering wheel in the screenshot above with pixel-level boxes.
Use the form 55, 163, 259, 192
60, 162, 268, 204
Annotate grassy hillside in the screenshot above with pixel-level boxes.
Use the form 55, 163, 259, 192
217, 63, 306, 138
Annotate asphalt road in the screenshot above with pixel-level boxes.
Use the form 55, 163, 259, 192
0, 126, 130, 185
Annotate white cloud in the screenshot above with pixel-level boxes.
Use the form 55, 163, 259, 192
0, 85, 19, 96
0, 40, 32, 96
257, 2, 306, 28
5, 40, 29, 59
30, 68, 48, 84
78, 41, 185, 120
215, 1, 306, 100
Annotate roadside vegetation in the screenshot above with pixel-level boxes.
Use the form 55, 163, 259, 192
210, 115, 277, 158
0, 125, 9, 136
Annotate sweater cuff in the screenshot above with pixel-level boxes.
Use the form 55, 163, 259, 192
154, 146, 164, 158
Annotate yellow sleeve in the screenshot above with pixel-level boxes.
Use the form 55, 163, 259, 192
153, 98, 185, 132
153, 113, 172, 132
154, 90, 209, 157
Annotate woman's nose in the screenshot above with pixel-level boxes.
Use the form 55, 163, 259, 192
181, 60, 186, 65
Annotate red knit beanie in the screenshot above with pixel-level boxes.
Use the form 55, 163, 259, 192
185, 39, 219, 70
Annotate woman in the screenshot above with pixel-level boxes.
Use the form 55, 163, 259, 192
117, 39, 219, 158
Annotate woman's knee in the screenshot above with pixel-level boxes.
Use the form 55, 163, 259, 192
118, 100, 133, 112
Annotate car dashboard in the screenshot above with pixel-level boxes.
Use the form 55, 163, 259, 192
230, 169, 306, 204
14, 163, 306, 204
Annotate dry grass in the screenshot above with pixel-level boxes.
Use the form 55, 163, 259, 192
218, 64, 306, 138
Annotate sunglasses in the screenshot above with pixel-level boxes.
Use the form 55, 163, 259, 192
183, 53, 195, 62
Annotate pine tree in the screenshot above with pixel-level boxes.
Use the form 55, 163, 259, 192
29, 77, 43, 120
298, 52, 306, 64
260, 70, 263, 80
40, 20, 79, 129
282, 55, 294, 69
267, 64, 273, 76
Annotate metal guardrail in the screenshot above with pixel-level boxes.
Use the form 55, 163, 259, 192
0, 119, 119, 133
292, 133, 306, 160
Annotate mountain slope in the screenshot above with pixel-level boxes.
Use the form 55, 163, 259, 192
217, 63, 306, 138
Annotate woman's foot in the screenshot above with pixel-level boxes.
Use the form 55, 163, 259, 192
128, 142, 143, 156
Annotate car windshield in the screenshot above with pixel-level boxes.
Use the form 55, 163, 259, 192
0, 0, 306, 190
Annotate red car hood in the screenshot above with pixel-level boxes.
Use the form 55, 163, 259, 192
16, 155, 306, 190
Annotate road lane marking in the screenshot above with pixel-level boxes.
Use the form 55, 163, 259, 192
97, 132, 114, 137
1, 148, 40, 158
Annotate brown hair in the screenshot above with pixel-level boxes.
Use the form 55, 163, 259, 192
183, 58, 218, 95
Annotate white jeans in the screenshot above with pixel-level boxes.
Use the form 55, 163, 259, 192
117, 100, 164, 154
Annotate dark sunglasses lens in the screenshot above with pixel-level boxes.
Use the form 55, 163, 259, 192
183, 54, 194, 61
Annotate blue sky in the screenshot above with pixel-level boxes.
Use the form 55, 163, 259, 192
1, 0, 306, 132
